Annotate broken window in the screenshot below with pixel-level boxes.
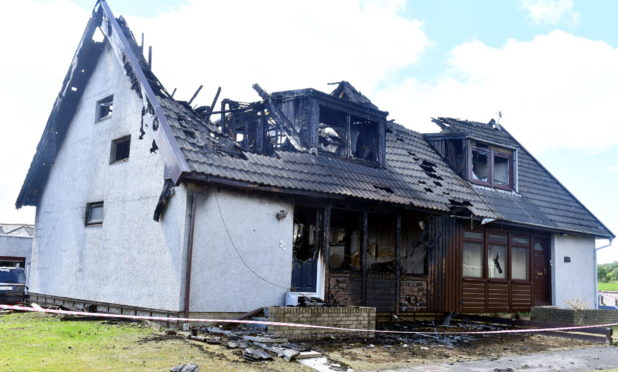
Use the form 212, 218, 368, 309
350, 118, 378, 161
110, 136, 131, 163
471, 149, 489, 182
367, 214, 395, 273
318, 106, 346, 156
329, 209, 361, 271
96, 95, 113, 121
400, 217, 427, 275
85, 202, 104, 225
470, 141, 514, 190
488, 244, 507, 279
463, 229, 532, 281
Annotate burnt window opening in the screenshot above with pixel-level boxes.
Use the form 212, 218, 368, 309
367, 214, 396, 273
110, 136, 131, 164
329, 209, 361, 271
318, 105, 380, 162
400, 216, 427, 275
96, 95, 113, 121
469, 141, 514, 190
318, 106, 346, 155
293, 207, 319, 262
85, 202, 104, 226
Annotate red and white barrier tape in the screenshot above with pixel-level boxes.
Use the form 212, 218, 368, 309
599, 291, 618, 301
1, 304, 616, 336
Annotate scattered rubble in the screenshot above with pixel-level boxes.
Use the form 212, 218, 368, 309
170, 363, 200, 372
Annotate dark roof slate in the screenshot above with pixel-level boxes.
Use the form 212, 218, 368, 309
433, 117, 613, 238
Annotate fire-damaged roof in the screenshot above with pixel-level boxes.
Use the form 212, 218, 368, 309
430, 117, 614, 239
16, 1, 612, 239
161, 91, 496, 216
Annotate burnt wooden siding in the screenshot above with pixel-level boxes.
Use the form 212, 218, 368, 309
426, 215, 461, 313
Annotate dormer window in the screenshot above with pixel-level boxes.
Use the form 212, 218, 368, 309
318, 105, 380, 162
469, 142, 513, 190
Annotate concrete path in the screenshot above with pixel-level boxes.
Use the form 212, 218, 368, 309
374, 346, 618, 372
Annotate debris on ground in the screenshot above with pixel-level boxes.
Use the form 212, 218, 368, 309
169, 363, 200, 372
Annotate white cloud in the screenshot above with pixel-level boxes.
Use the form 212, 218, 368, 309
374, 30, 618, 154
612, 164, 618, 172
518, 0, 580, 26
127, 0, 429, 105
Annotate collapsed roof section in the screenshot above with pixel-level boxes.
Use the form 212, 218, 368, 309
430, 117, 614, 239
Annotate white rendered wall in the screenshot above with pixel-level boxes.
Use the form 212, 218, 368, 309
30, 43, 188, 311
551, 234, 596, 308
189, 187, 293, 312
0, 236, 33, 283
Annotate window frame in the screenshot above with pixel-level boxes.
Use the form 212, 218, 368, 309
461, 228, 532, 283
110, 135, 131, 164
85, 202, 104, 226
468, 142, 514, 190
95, 95, 114, 122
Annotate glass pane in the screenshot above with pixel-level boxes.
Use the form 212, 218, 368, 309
488, 244, 507, 279
534, 242, 544, 251
512, 247, 529, 280
88, 205, 103, 223
472, 150, 488, 182
463, 242, 482, 277
513, 236, 530, 246
463, 231, 483, 240
493, 156, 510, 185
488, 233, 507, 243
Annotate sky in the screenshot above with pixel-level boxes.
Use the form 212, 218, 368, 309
1, 0, 617, 261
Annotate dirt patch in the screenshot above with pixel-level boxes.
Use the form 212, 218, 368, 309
308, 332, 600, 371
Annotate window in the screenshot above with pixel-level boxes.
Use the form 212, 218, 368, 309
462, 229, 532, 281
96, 95, 113, 121
85, 202, 104, 225
318, 105, 380, 162
110, 136, 131, 164
511, 235, 530, 280
469, 142, 514, 190
463, 242, 483, 277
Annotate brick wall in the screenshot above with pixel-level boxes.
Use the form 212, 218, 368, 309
531, 306, 618, 325
328, 274, 362, 306
399, 279, 427, 312
267, 306, 376, 340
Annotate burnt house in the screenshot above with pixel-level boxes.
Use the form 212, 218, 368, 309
16, 1, 612, 318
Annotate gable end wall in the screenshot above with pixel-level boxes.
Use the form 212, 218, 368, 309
30, 43, 188, 311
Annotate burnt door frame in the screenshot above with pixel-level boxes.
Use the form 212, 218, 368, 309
532, 236, 552, 306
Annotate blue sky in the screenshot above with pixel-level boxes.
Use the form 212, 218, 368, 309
2, 0, 617, 261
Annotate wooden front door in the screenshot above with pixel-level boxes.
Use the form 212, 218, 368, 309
532, 238, 551, 305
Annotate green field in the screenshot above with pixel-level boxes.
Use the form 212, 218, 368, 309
0, 312, 307, 372
598, 282, 618, 291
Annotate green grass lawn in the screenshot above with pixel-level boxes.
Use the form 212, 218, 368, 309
0, 312, 308, 372
598, 282, 618, 291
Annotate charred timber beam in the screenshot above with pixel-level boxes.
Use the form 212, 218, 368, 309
323, 205, 332, 301
252, 83, 306, 152
395, 214, 401, 314
361, 211, 368, 306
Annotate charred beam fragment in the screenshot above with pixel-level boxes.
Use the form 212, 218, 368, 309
252, 83, 306, 152
153, 179, 175, 222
